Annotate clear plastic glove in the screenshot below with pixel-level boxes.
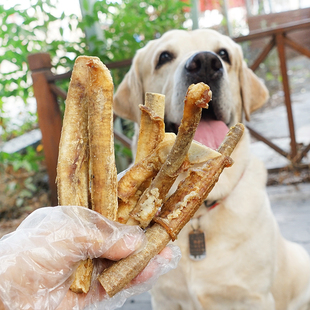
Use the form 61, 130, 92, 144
0, 206, 181, 310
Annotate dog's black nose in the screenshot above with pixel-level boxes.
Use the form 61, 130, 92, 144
185, 52, 223, 82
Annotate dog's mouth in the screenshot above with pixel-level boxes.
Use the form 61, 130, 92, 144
165, 103, 229, 150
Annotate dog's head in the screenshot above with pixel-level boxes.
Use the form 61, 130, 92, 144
114, 29, 269, 199
114, 28, 268, 136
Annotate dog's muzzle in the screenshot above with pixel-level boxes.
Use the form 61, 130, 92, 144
184, 51, 223, 85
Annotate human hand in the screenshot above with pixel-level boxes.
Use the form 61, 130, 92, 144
0, 206, 180, 310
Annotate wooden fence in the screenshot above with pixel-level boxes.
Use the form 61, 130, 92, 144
234, 18, 310, 170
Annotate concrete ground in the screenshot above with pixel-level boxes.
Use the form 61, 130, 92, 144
119, 70, 310, 310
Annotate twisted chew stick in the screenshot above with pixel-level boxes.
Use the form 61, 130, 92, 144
98, 123, 244, 297
130, 83, 212, 228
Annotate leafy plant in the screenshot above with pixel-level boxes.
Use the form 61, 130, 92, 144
78, 0, 189, 86
0, 146, 45, 210
0, 0, 87, 141
0, 146, 44, 173
0, 0, 189, 141
0, 0, 190, 209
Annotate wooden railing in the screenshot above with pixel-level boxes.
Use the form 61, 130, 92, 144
234, 19, 310, 171
28, 20, 310, 204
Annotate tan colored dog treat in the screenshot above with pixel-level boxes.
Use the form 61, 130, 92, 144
135, 92, 165, 163
57, 58, 90, 209
57, 56, 92, 294
57, 56, 117, 294
117, 93, 166, 224
87, 57, 118, 220
130, 83, 212, 228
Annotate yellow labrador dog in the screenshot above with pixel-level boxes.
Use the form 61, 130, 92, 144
113, 29, 310, 310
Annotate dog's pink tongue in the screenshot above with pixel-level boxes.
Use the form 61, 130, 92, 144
194, 119, 229, 150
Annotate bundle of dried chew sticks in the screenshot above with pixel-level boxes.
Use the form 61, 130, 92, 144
56, 56, 244, 297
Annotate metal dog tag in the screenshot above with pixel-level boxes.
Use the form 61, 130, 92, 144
189, 229, 206, 261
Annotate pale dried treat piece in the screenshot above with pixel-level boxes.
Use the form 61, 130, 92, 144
118, 134, 176, 203
57, 56, 92, 294
57, 57, 89, 208
87, 57, 118, 220
135, 92, 165, 163
117, 93, 165, 224
130, 83, 212, 228
57, 56, 118, 294
118, 133, 221, 202
98, 123, 244, 297
117, 134, 221, 224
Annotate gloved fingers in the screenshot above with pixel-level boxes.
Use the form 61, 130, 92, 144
93, 244, 181, 309
0, 206, 180, 310
130, 246, 175, 285
8, 206, 145, 262
0, 206, 146, 310
63, 206, 145, 260
57, 244, 181, 310
100, 233, 144, 261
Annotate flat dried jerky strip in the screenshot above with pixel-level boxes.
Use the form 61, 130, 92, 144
57, 56, 118, 293
57, 56, 93, 294
87, 57, 118, 220
57, 57, 89, 209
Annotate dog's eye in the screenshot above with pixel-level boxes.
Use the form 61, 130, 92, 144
218, 49, 230, 64
156, 51, 174, 69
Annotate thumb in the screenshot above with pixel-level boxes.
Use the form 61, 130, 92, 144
66, 206, 146, 261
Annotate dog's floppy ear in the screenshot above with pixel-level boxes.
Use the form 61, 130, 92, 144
113, 51, 144, 124
239, 60, 269, 121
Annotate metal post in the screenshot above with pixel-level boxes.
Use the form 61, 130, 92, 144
79, 0, 104, 52
222, 0, 232, 36
191, 0, 199, 29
